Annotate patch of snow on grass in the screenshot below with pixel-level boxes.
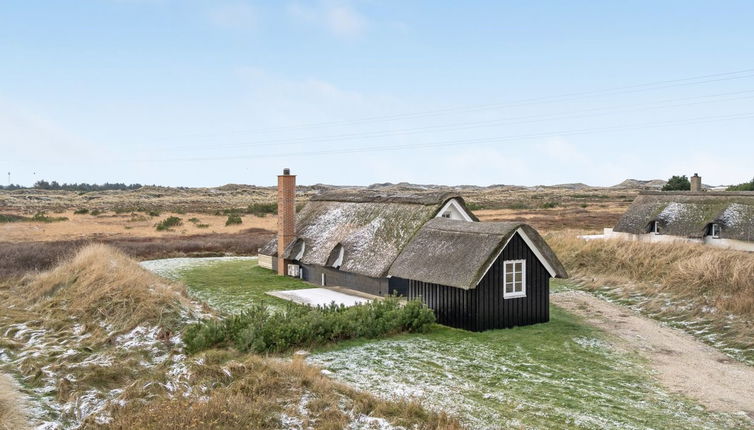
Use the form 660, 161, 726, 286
140, 256, 257, 280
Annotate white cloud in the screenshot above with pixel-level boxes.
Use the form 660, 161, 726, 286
209, 2, 258, 30
287, 1, 367, 38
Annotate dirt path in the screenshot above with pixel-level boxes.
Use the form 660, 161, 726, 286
0, 372, 29, 430
552, 290, 754, 418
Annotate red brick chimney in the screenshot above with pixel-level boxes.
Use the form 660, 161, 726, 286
277, 168, 296, 275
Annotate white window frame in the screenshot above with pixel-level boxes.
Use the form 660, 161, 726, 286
503, 259, 526, 299
652, 221, 660, 235
710, 223, 721, 239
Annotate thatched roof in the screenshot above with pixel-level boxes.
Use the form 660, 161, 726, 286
614, 191, 754, 242
388, 218, 568, 290
259, 191, 474, 278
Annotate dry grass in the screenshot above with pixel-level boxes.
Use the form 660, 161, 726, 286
100, 352, 462, 430
0, 373, 29, 430
548, 232, 754, 315
19, 244, 191, 336
0, 228, 274, 280
0, 210, 276, 242
547, 231, 754, 357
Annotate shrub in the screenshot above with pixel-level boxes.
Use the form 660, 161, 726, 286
31, 211, 68, 223
155, 216, 183, 231
196, 224, 210, 229
662, 175, 691, 191
73, 208, 89, 215
0, 214, 25, 223
183, 298, 435, 354
188, 217, 201, 224
541, 201, 559, 209
727, 177, 754, 191
147, 210, 160, 217
246, 202, 277, 217
225, 214, 242, 226
90, 209, 104, 216
464, 202, 484, 211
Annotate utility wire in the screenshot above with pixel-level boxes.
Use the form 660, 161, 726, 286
124, 111, 754, 163
156, 89, 754, 151
155, 67, 754, 140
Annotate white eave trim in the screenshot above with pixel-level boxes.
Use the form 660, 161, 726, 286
437, 198, 474, 222
474, 228, 559, 286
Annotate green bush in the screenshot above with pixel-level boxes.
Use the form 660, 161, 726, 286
196, 224, 210, 228
30, 211, 68, 223
541, 201, 559, 209
246, 202, 277, 217
183, 298, 435, 354
662, 175, 691, 191
73, 208, 89, 215
727, 177, 754, 191
90, 209, 104, 216
147, 210, 160, 217
0, 214, 25, 223
225, 214, 243, 226
155, 216, 183, 231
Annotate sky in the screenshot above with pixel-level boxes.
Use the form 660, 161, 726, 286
1, 1, 753, 187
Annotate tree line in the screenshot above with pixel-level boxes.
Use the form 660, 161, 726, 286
0, 181, 143, 191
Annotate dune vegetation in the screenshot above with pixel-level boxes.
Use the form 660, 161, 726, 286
546, 231, 754, 363
0, 245, 460, 429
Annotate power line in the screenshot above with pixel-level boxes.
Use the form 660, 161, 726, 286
156, 89, 754, 151
123, 111, 754, 163
153, 67, 754, 140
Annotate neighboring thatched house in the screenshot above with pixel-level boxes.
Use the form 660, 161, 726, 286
259, 169, 567, 331
605, 191, 754, 251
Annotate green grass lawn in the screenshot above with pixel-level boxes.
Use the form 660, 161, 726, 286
173, 260, 750, 429
178, 260, 313, 314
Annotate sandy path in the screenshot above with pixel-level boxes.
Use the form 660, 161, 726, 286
552, 290, 754, 417
0, 372, 29, 430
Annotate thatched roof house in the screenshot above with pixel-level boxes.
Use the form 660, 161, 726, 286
389, 218, 567, 290
611, 191, 754, 251
259, 173, 567, 331
259, 190, 477, 278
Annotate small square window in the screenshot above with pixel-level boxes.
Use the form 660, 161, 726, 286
503, 260, 526, 299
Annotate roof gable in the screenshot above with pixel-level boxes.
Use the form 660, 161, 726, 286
388, 218, 567, 289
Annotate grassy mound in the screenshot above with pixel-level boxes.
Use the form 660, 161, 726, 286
21, 244, 191, 337
103, 352, 461, 430
547, 231, 754, 363
548, 232, 754, 314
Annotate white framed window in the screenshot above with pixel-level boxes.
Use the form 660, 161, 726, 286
710, 223, 721, 238
503, 259, 526, 299
652, 221, 660, 235
321, 273, 326, 286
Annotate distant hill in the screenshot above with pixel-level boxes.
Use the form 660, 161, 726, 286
611, 179, 667, 189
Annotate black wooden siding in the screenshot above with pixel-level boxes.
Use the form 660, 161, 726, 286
299, 264, 388, 296
407, 233, 550, 331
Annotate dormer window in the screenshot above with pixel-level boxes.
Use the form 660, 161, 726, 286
327, 244, 345, 269
441, 211, 451, 218
708, 223, 721, 239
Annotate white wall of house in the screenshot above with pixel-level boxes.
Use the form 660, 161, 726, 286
436, 198, 474, 221
258, 254, 274, 269
583, 228, 754, 252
